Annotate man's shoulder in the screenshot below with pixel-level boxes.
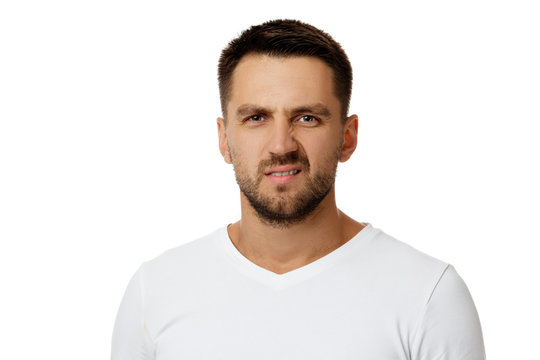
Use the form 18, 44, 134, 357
368, 225, 448, 270
141, 227, 226, 277
361, 225, 451, 294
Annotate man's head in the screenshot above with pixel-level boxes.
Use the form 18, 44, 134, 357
218, 19, 353, 122
217, 20, 358, 228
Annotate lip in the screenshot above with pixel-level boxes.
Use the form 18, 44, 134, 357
264, 165, 301, 175
265, 165, 302, 184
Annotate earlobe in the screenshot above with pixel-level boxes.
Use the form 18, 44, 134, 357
340, 114, 358, 162
217, 117, 232, 164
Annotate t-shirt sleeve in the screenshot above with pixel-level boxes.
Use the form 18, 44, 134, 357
411, 265, 486, 360
111, 265, 154, 360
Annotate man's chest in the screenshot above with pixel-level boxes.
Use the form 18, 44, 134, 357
150, 295, 413, 360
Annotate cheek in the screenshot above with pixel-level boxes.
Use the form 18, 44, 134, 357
300, 133, 341, 163
229, 135, 264, 166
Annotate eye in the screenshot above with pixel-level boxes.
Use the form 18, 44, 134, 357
297, 115, 318, 124
247, 115, 265, 122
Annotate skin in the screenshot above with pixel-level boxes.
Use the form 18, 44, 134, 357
217, 54, 365, 275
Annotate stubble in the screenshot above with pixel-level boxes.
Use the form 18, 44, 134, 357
230, 145, 341, 228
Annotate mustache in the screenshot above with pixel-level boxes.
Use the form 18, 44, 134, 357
257, 151, 310, 174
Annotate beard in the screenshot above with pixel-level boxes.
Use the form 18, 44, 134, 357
230, 146, 340, 228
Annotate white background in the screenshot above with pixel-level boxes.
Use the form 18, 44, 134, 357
1, 0, 538, 358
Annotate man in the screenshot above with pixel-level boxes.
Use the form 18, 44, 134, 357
112, 19, 485, 359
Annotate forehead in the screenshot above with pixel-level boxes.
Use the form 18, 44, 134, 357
227, 54, 340, 116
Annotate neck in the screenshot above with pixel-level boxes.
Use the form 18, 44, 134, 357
227, 187, 364, 274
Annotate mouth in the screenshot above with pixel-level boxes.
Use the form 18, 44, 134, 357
264, 166, 302, 184
268, 169, 301, 176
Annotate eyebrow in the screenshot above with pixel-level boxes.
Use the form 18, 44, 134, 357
235, 103, 333, 119
290, 103, 332, 118
236, 104, 270, 118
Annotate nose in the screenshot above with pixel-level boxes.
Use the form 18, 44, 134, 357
266, 117, 298, 155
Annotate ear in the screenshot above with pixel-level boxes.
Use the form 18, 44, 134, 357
340, 114, 358, 162
217, 117, 232, 164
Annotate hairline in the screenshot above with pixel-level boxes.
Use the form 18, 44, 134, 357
222, 52, 347, 123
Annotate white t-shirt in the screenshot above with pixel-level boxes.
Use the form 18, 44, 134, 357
111, 224, 485, 360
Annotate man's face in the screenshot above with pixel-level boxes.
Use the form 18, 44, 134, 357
218, 54, 357, 227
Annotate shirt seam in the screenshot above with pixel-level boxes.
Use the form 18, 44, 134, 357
408, 263, 451, 359
139, 263, 156, 349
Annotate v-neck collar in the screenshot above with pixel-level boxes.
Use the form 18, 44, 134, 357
217, 223, 376, 291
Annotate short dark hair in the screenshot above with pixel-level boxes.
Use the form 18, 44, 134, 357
218, 19, 353, 122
